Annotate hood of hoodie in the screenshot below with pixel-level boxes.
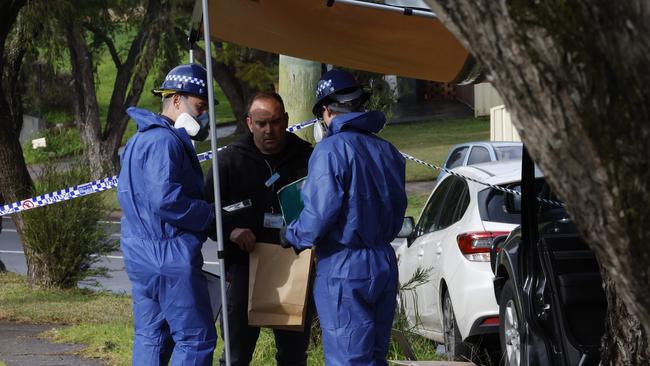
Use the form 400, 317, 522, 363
126, 107, 199, 169
127, 106, 174, 132
329, 111, 386, 136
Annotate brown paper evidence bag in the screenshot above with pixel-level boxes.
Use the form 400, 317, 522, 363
248, 242, 314, 332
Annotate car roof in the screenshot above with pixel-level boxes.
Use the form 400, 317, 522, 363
449, 141, 523, 149
449, 160, 542, 186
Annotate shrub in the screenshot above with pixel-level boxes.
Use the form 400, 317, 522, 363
20, 159, 117, 289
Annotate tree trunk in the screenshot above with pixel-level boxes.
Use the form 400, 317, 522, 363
601, 270, 650, 364
65, 21, 104, 175
425, 1, 650, 363
0, 0, 33, 283
65, 0, 166, 179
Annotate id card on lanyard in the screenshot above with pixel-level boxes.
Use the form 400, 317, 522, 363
263, 212, 284, 229
264, 171, 283, 228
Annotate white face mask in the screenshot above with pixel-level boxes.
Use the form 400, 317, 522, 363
313, 120, 329, 143
175, 97, 210, 141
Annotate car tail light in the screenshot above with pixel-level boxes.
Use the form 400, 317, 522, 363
481, 317, 500, 326
457, 231, 510, 262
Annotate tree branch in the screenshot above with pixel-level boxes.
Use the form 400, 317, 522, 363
104, 0, 164, 140
82, 22, 122, 69
0, 0, 27, 80
65, 20, 101, 142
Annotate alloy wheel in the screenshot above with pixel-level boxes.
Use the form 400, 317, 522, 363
443, 293, 456, 357
504, 299, 521, 366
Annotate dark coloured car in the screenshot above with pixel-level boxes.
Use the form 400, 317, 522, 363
491, 149, 606, 365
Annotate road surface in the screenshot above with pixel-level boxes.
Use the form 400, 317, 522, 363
0, 216, 221, 294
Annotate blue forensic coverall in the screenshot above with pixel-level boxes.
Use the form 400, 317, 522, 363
285, 111, 407, 366
118, 107, 217, 366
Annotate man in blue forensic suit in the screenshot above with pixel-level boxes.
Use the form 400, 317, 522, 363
283, 69, 408, 365
118, 63, 217, 366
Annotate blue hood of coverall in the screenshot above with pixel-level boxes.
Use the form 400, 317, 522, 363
286, 110, 407, 254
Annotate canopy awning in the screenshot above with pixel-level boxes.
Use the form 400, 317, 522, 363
202, 0, 480, 83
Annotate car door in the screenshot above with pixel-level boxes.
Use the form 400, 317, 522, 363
419, 177, 470, 333
400, 178, 451, 329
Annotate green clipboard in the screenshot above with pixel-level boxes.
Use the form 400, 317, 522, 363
277, 177, 307, 224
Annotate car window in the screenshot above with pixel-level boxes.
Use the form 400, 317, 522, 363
478, 187, 521, 224
537, 182, 577, 235
467, 146, 491, 165
445, 146, 468, 169
437, 177, 469, 229
495, 146, 523, 161
415, 177, 451, 238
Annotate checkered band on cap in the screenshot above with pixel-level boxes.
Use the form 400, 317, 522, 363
165, 74, 206, 87
316, 79, 335, 98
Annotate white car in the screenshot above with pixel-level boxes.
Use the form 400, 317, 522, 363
396, 160, 525, 360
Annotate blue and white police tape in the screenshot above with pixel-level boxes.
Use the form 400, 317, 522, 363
400, 152, 565, 207
286, 118, 318, 133
0, 118, 562, 216
0, 176, 119, 216
196, 146, 228, 163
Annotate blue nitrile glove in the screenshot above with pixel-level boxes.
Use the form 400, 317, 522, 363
279, 225, 303, 255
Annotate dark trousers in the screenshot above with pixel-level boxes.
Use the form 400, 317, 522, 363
220, 263, 314, 366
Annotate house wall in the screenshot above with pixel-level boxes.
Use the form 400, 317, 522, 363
474, 82, 504, 117
490, 105, 521, 142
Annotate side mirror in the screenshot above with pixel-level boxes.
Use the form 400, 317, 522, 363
397, 217, 415, 238
490, 234, 509, 273
504, 192, 522, 214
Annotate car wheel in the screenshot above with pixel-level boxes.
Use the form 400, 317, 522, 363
442, 290, 468, 361
500, 279, 523, 366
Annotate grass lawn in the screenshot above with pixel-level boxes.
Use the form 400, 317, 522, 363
379, 117, 490, 182
0, 272, 441, 365
406, 193, 430, 219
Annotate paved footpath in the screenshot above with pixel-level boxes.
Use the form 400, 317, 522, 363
406, 180, 435, 196
0, 322, 103, 366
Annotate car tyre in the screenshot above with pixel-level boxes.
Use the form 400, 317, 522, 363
499, 279, 523, 366
442, 290, 469, 361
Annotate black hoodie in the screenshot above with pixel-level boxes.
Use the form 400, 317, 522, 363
204, 132, 312, 267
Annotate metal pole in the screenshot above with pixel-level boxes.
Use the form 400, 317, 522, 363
201, 0, 231, 364
189, 39, 195, 148
327, 0, 437, 19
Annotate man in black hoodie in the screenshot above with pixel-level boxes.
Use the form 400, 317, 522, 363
205, 91, 313, 366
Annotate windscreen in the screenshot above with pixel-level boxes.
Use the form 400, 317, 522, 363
494, 146, 523, 161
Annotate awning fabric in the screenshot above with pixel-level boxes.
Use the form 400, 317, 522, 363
206, 0, 475, 82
